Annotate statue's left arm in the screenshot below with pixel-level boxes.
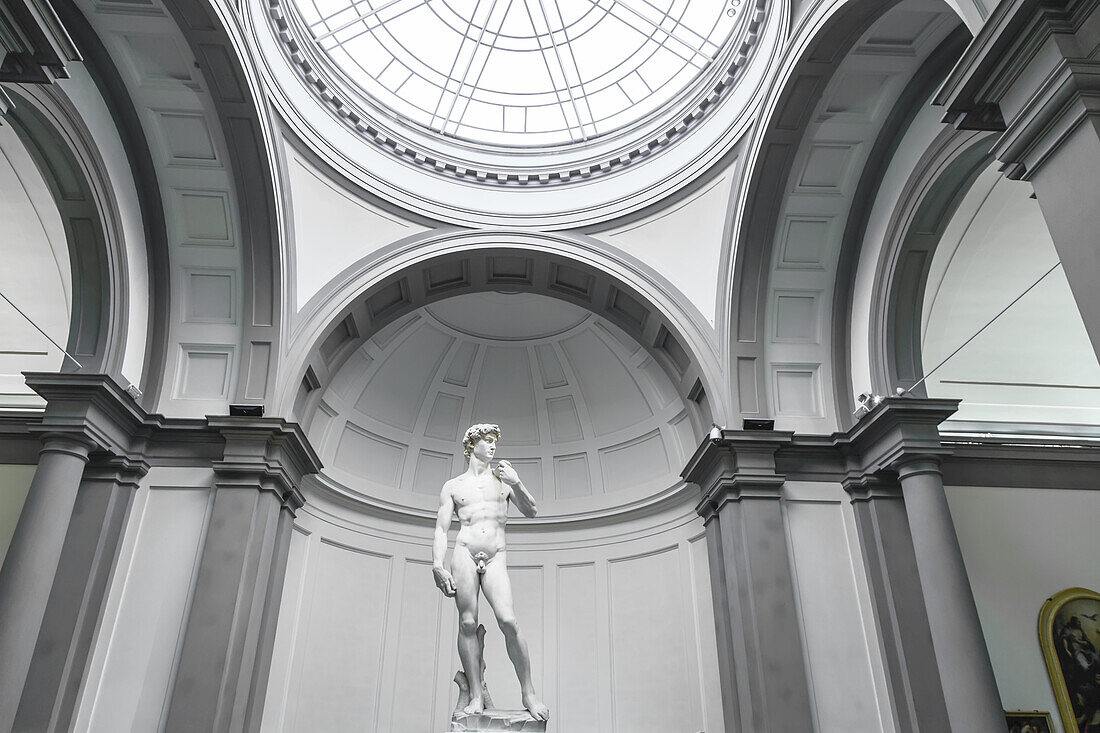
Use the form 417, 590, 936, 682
496, 460, 537, 518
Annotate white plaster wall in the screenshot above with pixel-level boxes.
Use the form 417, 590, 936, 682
591, 156, 739, 329
0, 464, 36, 569
73, 467, 214, 732
284, 145, 430, 313
261, 492, 725, 733
947, 485, 1100, 733
260, 480, 899, 733
922, 169, 1100, 430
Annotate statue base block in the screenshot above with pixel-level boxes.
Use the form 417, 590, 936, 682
447, 708, 547, 731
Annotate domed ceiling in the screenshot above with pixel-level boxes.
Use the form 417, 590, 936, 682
307, 292, 699, 513
289, 0, 746, 148
259, 0, 779, 224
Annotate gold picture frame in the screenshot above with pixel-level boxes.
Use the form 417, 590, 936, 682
1005, 710, 1053, 733
1039, 587, 1100, 733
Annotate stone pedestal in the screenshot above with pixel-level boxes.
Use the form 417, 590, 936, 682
448, 709, 547, 732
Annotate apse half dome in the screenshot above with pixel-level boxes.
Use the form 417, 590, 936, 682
307, 292, 701, 516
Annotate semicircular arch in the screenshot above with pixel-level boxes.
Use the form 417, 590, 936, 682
278, 230, 725, 445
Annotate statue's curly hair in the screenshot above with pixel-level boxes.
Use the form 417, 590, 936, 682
462, 423, 501, 461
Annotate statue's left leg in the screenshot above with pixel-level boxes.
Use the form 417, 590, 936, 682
481, 552, 549, 721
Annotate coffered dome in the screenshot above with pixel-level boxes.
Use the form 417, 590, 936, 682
308, 291, 699, 514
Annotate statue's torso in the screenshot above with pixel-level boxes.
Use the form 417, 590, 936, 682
450, 472, 509, 556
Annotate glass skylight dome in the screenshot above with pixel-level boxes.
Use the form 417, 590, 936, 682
291, 0, 751, 148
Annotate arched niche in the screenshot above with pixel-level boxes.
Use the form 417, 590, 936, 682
0, 88, 127, 385
861, 116, 1100, 434
285, 240, 720, 519
265, 243, 726, 730
869, 129, 993, 395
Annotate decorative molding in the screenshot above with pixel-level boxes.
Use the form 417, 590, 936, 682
263, 0, 769, 187
0, 0, 81, 83
20, 373, 322, 507
681, 430, 792, 520
304, 469, 699, 530
935, 0, 1100, 179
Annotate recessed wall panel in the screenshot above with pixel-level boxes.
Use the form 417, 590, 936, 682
333, 423, 406, 486
557, 563, 599, 732
609, 548, 695, 732
357, 325, 453, 431
599, 430, 669, 493
390, 560, 446, 731
293, 542, 392, 731
786, 499, 882, 731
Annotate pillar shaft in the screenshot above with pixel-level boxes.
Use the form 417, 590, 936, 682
1026, 116, 1100, 360
846, 480, 949, 732
897, 458, 1003, 731
684, 434, 814, 733
164, 486, 293, 733
708, 490, 813, 732
0, 434, 93, 733
163, 419, 317, 733
13, 458, 143, 733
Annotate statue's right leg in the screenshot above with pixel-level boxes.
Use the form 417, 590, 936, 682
452, 548, 483, 715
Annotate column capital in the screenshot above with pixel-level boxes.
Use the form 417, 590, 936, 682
32, 431, 99, 460
846, 397, 958, 476
935, 0, 1100, 179
208, 417, 323, 513
681, 430, 793, 521
82, 453, 150, 486
842, 472, 902, 502
24, 372, 147, 456
894, 455, 944, 481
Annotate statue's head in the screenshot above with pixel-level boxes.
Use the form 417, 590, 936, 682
462, 423, 501, 462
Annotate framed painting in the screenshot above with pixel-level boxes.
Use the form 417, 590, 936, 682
1005, 710, 1053, 733
1039, 587, 1100, 733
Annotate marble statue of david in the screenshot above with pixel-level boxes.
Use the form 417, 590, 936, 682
433, 423, 550, 723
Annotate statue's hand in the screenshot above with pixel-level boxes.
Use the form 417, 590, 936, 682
433, 566, 456, 597
494, 459, 520, 486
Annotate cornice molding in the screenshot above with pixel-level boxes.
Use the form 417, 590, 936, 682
21, 373, 322, 506
844, 397, 959, 474
304, 470, 699, 530
935, 0, 1100, 178
263, 0, 768, 187
682, 398, 961, 518
682, 429, 793, 520
209, 416, 322, 512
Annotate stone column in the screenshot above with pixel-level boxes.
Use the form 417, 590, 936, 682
843, 476, 949, 732
935, 0, 1100, 359
895, 457, 1003, 732
0, 433, 95, 733
163, 418, 320, 733
13, 455, 146, 733
682, 432, 814, 733
847, 397, 1003, 731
